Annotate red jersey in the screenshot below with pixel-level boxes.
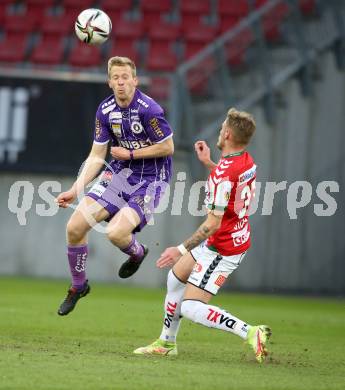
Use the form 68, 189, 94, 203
205, 151, 256, 256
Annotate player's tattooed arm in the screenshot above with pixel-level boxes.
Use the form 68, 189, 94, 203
183, 212, 223, 251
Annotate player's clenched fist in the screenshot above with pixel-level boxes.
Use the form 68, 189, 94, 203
55, 189, 77, 208
195, 140, 210, 163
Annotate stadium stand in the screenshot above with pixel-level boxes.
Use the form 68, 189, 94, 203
0, 0, 319, 95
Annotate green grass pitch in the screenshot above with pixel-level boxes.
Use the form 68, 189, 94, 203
0, 277, 344, 390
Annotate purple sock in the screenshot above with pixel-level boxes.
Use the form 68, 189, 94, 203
67, 244, 88, 290
121, 236, 144, 262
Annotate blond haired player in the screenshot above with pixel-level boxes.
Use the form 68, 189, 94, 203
56, 57, 174, 316
134, 108, 271, 363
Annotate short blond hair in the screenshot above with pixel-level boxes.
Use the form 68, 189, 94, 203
107, 56, 136, 77
226, 108, 256, 146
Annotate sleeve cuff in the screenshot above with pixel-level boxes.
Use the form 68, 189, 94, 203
154, 133, 173, 144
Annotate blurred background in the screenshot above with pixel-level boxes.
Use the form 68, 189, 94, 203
0, 0, 344, 295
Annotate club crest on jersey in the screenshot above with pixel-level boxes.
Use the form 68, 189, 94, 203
193, 263, 203, 273
131, 121, 144, 134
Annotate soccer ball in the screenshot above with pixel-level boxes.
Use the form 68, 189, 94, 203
75, 8, 112, 45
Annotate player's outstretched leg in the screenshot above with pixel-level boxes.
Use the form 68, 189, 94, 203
246, 325, 272, 363
118, 244, 149, 279
134, 339, 177, 356
57, 281, 91, 316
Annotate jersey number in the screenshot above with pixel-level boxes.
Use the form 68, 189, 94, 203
238, 180, 255, 219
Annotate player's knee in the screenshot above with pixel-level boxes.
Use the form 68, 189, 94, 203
106, 226, 128, 244
167, 270, 185, 293
66, 219, 85, 244
181, 300, 200, 322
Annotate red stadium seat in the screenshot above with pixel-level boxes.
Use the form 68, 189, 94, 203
111, 17, 144, 41
183, 24, 217, 60
31, 35, 65, 65
145, 45, 178, 72
225, 28, 254, 67
218, 0, 249, 17
219, 16, 241, 35
68, 41, 103, 67
140, 0, 172, 13
140, 0, 173, 29
262, 2, 289, 42
4, 12, 40, 33
0, 33, 28, 63
63, 0, 95, 18
39, 12, 75, 37
184, 41, 208, 59
63, 0, 93, 5
0, 0, 15, 6
186, 57, 215, 96
0, 5, 6, 25
100, 0, 133, 13
24, 0, 54, 20
147, 21, 180, 42
109, 40, 140, 64
147, 76, 171, 101
183, 24, 217, 44
180, 0, 210, 15
254, 0, 268, 8
26, 0, 55, 7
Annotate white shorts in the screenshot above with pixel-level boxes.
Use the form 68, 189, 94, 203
188, 242, 246, 295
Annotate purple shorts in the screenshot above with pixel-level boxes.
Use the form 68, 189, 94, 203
87, 168, 167, 233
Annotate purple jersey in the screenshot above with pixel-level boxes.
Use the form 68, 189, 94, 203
94, 89, 173, 183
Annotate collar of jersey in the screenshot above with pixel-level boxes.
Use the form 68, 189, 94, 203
222, 150, 245, 158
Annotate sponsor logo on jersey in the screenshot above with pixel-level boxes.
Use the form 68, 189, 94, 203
130, 115, 140, 121
149, 117, 164, 138
118, 139, 152, 149
206, 308, 236, 329
131, 121, 144, 134
130, 108, 139, 113
193, 263, 203, 273
234, 217, 248, 231
89, 183, 106, 197
111, 118, 122, 124
214, 274, 226, 287
164, 301, 177, 328
111, 123, 122, 137
231, 225, 250, 247
95, 118, 102, 139
109, 111, 122, 120
239, 165, 256, 183
137, 98, 149, 108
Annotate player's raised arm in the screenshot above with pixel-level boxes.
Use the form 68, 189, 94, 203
55, 142, 108, 208
195, 141, 217, 171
